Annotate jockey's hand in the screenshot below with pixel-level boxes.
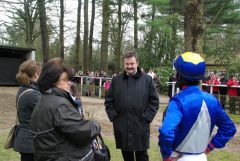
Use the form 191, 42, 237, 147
172, 154, 182, 161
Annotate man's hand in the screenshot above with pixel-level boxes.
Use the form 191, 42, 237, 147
171, 157, 178, 161
171, 154, 182, 161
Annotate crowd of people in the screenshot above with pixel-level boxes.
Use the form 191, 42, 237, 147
204, 72, 239, 114
72, 68, 160, 97
168, 71, 240, 114
9, 51, 236, 161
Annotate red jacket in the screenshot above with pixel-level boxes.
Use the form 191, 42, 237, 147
227, 79, 239, 96
206, 78, 220, 93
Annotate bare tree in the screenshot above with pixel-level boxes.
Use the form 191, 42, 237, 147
0, 0, 39, 47
74, 0, 82, 69
89, 0, 95, 70
83, 0, 89, 71
37, 0, 49, 63
115, 0, 122, 72
133, 0, 138, 50
59, 0, 64, 59
100, 0, 110, 72
184, 0, 204, 53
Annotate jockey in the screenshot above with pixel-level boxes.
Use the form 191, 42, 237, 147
159, 52, 236, 161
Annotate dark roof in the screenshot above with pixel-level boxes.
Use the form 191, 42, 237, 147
0, 45, 35, 57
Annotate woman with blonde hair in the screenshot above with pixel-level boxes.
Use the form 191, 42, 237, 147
13, 60, 41, 161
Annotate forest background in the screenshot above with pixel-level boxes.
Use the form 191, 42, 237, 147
0, 0, 240, 91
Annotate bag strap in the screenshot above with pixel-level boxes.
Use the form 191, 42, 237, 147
15, 89, 34, 124
98, 134, 107, 149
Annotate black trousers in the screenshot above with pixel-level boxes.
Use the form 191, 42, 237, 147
121, 150, 149, 161
20, 153, 34, 161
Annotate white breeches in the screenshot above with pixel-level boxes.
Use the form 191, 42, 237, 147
177, 153, 207, 161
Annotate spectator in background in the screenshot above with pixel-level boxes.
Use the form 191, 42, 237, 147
227, 75, 239, 114
13, 60, 41, 161
162, 72, 177, 121
219, 73, 228, 109
206, 72, 220, 98
167, 73, 177, 99
147, 69, 156, 79
153, 74, 159, 88
104, 79, 111, 91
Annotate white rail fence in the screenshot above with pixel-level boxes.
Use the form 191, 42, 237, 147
166, 82, 240, 97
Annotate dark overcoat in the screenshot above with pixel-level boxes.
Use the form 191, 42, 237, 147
31, 88, 100, 161
105, 68, 159, 151
13, 82, 41, 153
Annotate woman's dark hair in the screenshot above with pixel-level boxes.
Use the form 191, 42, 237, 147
38, 58, 73, 93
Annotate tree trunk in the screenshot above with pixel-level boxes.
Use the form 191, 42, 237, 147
83, 0, 89, 72
59, 0, 64, 59
89, 0, 95, 71
133, 0, 138, 50
74, 0, 82, 70
170, 13, 177, 61
100, 0, 110, 73
116, 0, 122, 72
37, 0, 49, 63
23, 0, 38, 47
184, 0, 204, 53
146, 4, 155, 55
24, 0, 30, 47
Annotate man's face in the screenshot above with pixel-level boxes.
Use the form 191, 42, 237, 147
124, 56, 138, 75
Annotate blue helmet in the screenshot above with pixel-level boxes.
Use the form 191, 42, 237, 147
173, 52, 205, 81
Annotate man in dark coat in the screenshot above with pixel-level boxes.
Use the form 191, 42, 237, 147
105, 51, 159, 161
167, 73, 176, 99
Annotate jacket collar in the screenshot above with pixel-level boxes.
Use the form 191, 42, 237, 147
123, 67, 142, 80
45, 87, 79, 108
22, 81, 39, 91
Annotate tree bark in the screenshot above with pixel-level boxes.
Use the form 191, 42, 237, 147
146, 4, 155, 55
170, 13, 177, 61
100, 0, 110, 72
133, 0, 138, 50
83, 0, 89, 72
22, 0, 38, 47
89, 0, 95, 70
37, 0, 49, 63
59, 0, 64, 59
184, 0, 204, 53
74, 0, 82, 70
116, 0, 122, 72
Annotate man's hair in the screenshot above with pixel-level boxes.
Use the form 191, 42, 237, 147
38, 58, 73, 93
176, 72, 200, 88
123, 51, 139, 62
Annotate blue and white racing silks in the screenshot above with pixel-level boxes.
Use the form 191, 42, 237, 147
159, 85, 236, 159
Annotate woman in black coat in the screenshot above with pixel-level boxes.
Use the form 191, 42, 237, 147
13, 60, 41, 161
30, 58, 101, 161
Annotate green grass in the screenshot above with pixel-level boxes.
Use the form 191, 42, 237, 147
0, 133, 239, 161
104, 137, 161, 161
228, 114, 240, 124
207, 149, 240, 161
0, 133, 20, 161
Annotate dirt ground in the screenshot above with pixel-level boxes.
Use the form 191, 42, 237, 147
0, 87, 239, 152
